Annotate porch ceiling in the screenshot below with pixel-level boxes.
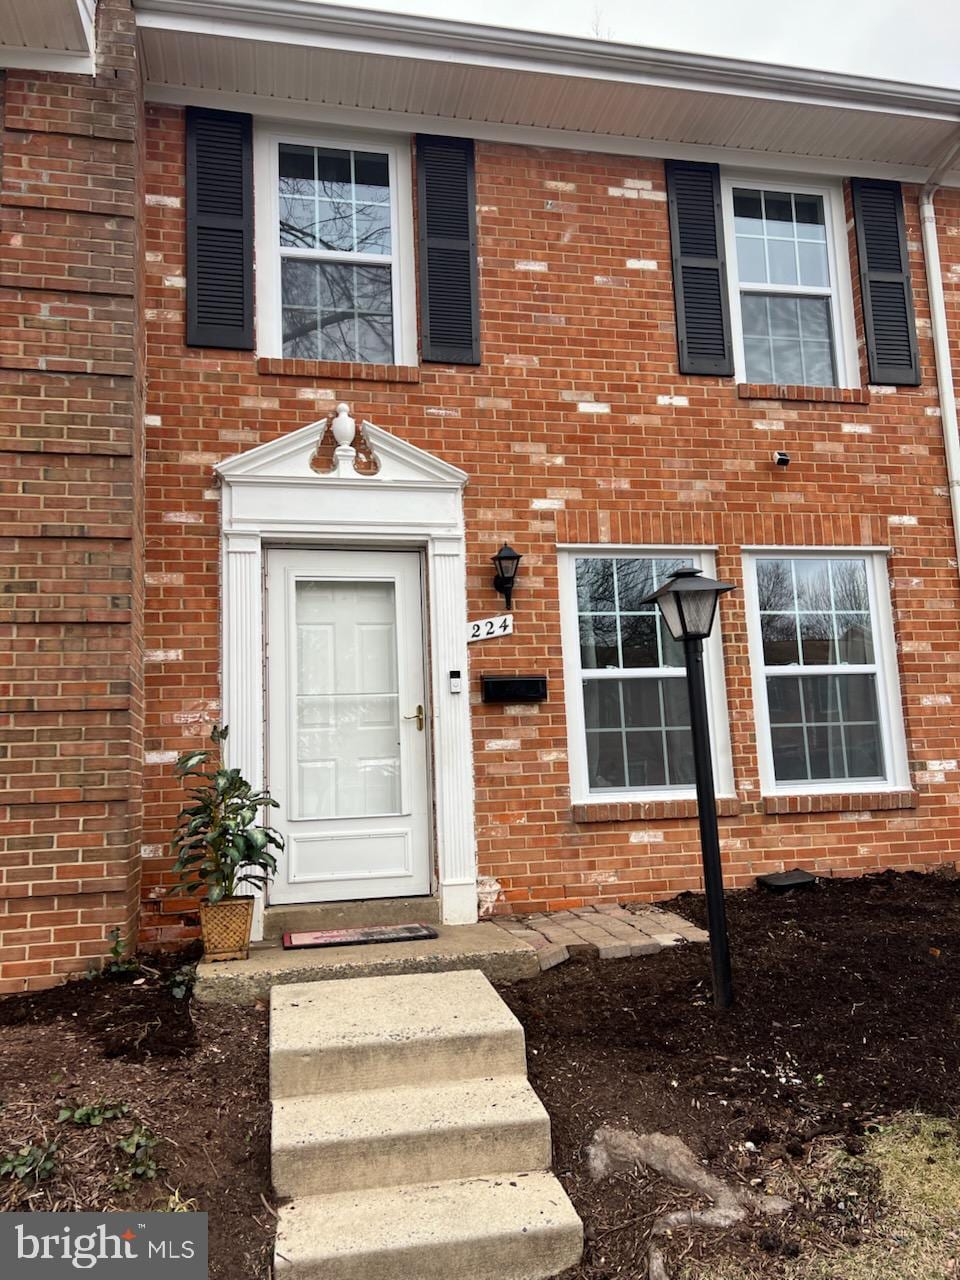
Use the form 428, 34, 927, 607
135, 1, 960, 185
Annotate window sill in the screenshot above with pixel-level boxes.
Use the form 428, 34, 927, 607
572, 796, 741, 823
737, 383, 870, 405
763, 789, 916, 815
257, 357, 421, 383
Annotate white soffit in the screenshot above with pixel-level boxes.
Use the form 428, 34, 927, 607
0, 0, 96, 72
135, 1, 960, 185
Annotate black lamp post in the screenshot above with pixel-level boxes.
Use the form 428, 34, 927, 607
492, 543, 522, 610
641, 567, 736, 1009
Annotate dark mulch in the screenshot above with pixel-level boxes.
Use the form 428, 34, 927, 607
0, 952, 272, 1279
499, 868, 960, 1278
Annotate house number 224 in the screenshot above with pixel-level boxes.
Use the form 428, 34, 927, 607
467, 614, 514, 642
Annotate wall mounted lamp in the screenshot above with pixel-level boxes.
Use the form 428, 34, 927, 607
491, 543, 522, 610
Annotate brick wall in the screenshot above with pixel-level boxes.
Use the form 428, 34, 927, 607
0, 0, 145, 990
137, 109, 960, 944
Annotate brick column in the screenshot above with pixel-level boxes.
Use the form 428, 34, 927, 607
0, 0, 145, 990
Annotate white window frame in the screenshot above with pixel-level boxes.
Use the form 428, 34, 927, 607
720, 172, 860, 389
559, 547, 735, 806
742, 548, 909, 796
254, 123, 417, 365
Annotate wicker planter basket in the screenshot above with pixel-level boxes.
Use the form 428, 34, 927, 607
199, 896, 255, 962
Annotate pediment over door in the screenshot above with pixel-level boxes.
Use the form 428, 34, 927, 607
216, 403, 468, 491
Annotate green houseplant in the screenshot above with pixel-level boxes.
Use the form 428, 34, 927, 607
169, 725, 283, 961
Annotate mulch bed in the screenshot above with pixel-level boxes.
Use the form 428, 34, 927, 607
0, 951, 272, 1279
499, 868, 960, 1278
0, 869, 956, 1279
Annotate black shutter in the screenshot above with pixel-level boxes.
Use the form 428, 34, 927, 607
851, 179, 920, 386
665, 160, 733, 377
186, 107, 254, 350
417, 136, 480, 365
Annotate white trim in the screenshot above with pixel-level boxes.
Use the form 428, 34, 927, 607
253, 122, 417, 365
0, 48, 96, 73
218, 414, 477, 934
559, 547, 734, 806
742, 548, 909, 797
145, 84, 960, 188
740, 544, 893, 553
720, 172, 860, 389
558, 542, 721, 552
135, 2, 960, 117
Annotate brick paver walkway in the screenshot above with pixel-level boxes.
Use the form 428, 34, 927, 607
491, 904, 708, 972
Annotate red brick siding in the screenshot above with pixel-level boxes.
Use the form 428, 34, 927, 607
0, 0, 145, 991
136, 111, 960, 940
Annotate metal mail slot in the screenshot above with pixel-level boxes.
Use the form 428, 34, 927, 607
481, 675, 548, 703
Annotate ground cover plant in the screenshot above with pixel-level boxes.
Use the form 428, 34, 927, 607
500, 868, 960, 1279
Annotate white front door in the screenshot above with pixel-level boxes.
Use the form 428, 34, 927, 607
265, 548, 431, 904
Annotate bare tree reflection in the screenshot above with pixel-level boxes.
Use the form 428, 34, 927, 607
278, 144, 394, 363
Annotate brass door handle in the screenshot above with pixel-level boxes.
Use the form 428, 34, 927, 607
403, 704, 425, 731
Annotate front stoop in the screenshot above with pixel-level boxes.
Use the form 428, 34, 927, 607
270, 970, 583, 1280
195, 923, 539, 1004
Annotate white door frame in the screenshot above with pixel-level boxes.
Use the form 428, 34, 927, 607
216, 410, 477, 940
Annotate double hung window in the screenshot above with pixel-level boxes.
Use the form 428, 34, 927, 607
745, 552, 907, 792
722, 178, 856, 387
256, 130, 416, 364
561, 552, 732, 803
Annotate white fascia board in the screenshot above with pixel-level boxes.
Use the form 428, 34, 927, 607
134, 1, 960, 122
142, 83, 959, 188
0, 48, 96, 73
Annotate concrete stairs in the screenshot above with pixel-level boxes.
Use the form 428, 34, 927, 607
270, 969, 583, 1279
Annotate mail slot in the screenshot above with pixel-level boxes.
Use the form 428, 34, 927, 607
481, 675, 548, 703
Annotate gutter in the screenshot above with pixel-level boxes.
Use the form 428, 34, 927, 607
919, 131, 960, 576
134, 0, 960, 117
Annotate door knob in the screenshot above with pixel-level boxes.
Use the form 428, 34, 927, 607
403, 704, 425, 732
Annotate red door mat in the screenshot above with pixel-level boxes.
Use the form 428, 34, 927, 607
282, 923, 439, 950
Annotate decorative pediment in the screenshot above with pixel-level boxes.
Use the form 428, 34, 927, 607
216, 404, 467, 489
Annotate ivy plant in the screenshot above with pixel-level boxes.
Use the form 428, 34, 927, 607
169, 725, 283, 904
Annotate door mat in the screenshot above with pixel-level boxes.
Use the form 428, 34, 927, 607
282, 923, 439, 950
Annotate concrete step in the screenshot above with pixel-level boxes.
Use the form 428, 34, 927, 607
270, 970, 527, 1099
195, 923, 538, 1005
263, 896, 441, 941
274, 1171, 583, 1280
271, 1076, 551, 1198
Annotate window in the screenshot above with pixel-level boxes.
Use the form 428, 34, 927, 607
560, 551, 733, 803
721, 177, 857, 387
745, 552, 908, 792
255, 129, 417, 364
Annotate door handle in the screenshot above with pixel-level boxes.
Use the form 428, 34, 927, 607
403, 704, 425, 732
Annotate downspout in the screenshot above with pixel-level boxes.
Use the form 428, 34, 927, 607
919, 130, 960, 574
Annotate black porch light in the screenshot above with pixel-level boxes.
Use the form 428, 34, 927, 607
641, 566, 736, 1009
492, 543, 522, 610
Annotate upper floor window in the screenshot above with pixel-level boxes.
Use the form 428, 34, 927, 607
743, 551, 908, 793
721, 177, 858, 388
559, 550, 733, 804
255, 128, 417, 364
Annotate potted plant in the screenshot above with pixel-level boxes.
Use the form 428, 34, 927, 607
169, 725, 283, 962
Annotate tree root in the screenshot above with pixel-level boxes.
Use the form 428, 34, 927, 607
587, 1126, 792, 1279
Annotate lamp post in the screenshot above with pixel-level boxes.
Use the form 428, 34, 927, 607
641, 567, 736, 1010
